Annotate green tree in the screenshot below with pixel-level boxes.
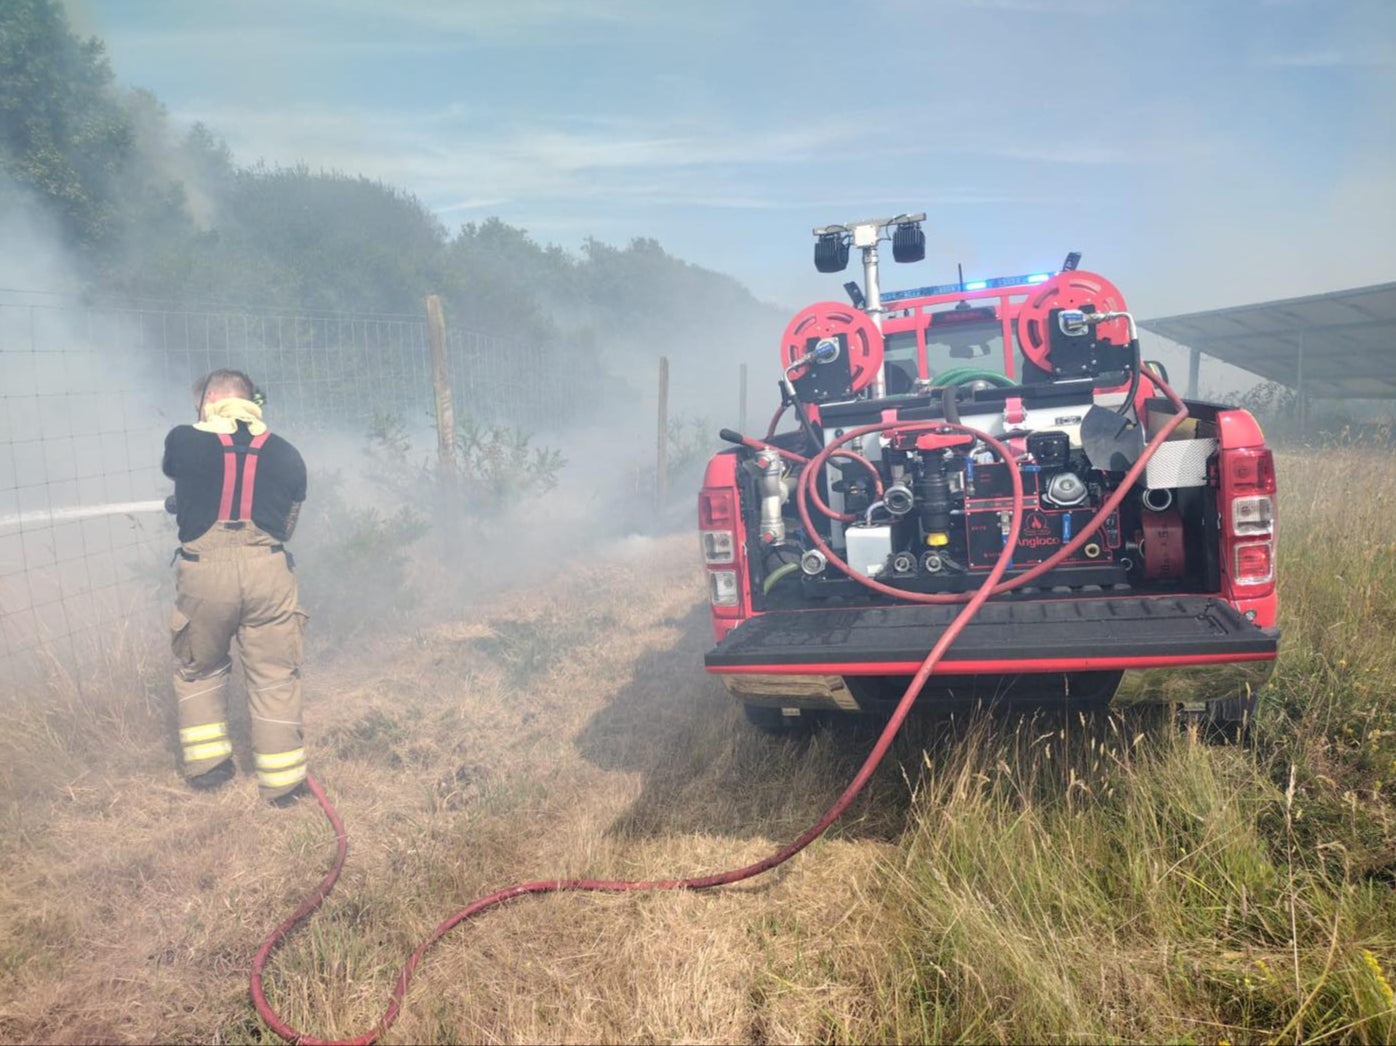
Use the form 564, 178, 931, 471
0, 0, 135, 249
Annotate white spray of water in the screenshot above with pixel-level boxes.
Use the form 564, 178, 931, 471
0, 500, 167, 531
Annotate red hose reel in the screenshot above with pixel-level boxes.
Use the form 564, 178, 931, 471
1015, 270, 1131, 372
780, 301, 883, 393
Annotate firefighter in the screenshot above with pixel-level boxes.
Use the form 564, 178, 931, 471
162, 369, 309, 803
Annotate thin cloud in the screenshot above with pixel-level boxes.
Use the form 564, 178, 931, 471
958, 144, 1135, 165
169, 102, 873, 215
103, 0, 710, 63
1257, 48, 1395, 68
303, 0, 698, 35
873, 0, 1117, 14
103, 25, 453, 55
437, 197, 515, 214
169, 98, 1071, 224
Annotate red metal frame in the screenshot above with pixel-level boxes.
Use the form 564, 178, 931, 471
880, 270, 1132, 385
881, 284, 1032, 380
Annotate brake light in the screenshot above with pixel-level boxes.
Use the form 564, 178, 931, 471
1234, 543, 1274, 585
699, 489, 735, 528
1223, 447, 1275, 495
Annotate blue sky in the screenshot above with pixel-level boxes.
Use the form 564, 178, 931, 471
75, 0, 1395, 317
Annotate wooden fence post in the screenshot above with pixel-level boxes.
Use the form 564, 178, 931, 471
656, 356, 669, 514
425, 294, 455, 470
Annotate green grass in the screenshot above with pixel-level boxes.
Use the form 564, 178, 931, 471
866, 449, 1396, 1044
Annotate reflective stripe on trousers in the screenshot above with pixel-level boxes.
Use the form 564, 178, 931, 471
255, 748, 307, 790
182, 721, 234, 765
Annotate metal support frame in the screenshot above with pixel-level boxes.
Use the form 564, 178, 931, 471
861, 244, 885, 397
811, 213, 925, 400
1296, 329, 1307, 441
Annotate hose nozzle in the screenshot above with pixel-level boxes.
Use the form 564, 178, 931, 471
1058, 308, 1137, 341
786, 338, 841, 377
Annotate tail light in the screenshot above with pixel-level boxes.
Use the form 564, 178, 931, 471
699, 486, 745, 613
1223, 447, 1275, 494
1220, 447, 1276, 596
698, 488, 735, 528
698, 488, 736, 564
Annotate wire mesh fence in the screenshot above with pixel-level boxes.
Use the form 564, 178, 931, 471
0, 289, 569, 684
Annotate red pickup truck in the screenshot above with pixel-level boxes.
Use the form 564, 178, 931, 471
700, 216, 1278, 737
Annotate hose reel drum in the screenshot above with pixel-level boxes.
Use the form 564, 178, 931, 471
1015, 270, 1131, 375
780, 301, 884, 403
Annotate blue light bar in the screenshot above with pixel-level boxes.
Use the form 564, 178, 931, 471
879, 282, 962, 302
879, 270, 1058, 303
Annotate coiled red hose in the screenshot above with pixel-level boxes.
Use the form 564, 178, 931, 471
251, 382, 1186, 1044
796, 375, 1189, 603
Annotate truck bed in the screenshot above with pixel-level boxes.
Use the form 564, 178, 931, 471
705, 595, 1278, 674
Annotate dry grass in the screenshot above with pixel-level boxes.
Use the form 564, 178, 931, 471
0, 451, 1393, 1044
0, 538, 922, 1045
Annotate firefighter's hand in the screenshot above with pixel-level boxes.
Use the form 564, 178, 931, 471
164, 494, 178, 514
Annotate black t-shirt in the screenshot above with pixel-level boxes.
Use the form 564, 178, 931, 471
162, 423, 307, 543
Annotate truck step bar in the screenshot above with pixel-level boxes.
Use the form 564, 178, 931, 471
705, 596, 1278, 675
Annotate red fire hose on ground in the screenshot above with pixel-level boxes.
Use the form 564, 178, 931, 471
251, 379, 1188, 1045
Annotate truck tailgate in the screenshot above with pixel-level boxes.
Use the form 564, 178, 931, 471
705, 596, 1278, 674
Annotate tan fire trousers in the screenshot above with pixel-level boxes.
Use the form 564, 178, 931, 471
170, 522, 308, 799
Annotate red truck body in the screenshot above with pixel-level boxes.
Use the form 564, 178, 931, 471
700, 257, 1278, 732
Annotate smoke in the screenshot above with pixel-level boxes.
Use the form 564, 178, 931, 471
0, 187, 184, 680
121, 88, 223, 231
2, 146, 759, 681
0, 187, 84, 295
